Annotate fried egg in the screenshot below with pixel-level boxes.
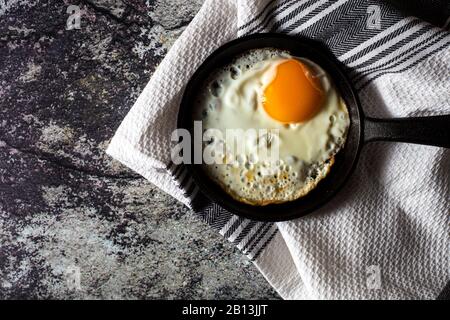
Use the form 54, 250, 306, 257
195, 48, 350, 205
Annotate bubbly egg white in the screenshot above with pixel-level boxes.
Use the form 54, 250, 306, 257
195, 48, 350, 204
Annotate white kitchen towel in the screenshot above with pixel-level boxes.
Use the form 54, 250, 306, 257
107, 0, 450, 299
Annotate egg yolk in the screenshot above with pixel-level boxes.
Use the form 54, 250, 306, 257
263, 59, 325, 123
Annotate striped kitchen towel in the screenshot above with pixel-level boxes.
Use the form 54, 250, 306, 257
107, 0, 450, 299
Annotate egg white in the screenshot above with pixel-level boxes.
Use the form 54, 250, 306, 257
195, 48, 350, 205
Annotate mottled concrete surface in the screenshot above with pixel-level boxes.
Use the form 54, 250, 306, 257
0, 0, 280, 299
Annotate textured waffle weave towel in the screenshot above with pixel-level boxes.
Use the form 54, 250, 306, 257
107, 0, 450, 299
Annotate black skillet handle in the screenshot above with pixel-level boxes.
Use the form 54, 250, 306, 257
364, 115, 450, 148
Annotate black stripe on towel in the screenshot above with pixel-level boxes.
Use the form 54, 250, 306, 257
437, 280, 450, 300
251, 226, 279, 261
350, 26, 443, 81
354, 31, 448, 86
243, 222, 273, 254
241, 0, 298, 35
357, 39, 449, 90
237, 0, 277, 31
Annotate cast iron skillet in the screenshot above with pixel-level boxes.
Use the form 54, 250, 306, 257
177, 33, 450, 222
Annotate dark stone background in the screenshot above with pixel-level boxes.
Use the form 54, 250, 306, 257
0, 0, 280, 299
